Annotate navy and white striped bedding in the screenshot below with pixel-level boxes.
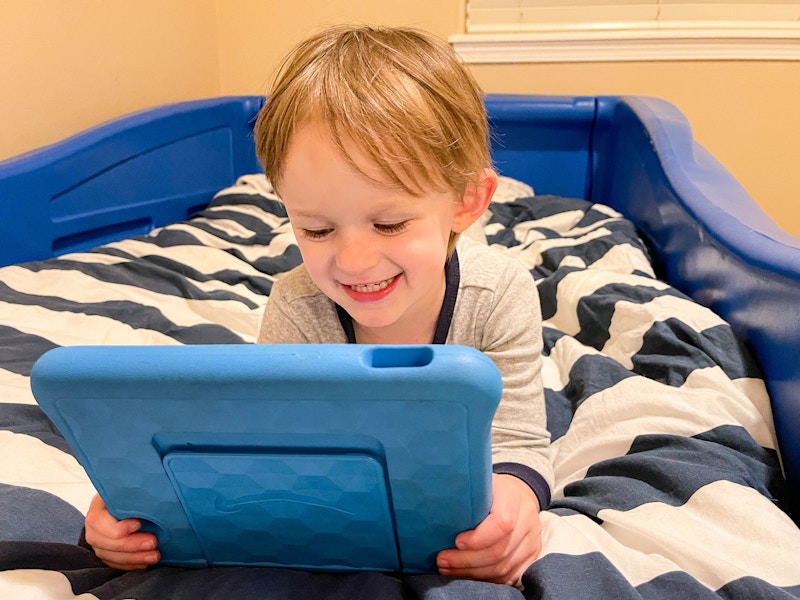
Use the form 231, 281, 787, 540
0, 175, 797, 599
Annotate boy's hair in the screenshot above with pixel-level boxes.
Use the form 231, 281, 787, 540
254, 24, 491, 198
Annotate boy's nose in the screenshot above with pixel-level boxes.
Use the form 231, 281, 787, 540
334, 231, 379, 274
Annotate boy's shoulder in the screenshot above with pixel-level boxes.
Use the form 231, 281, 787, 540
456, 236, 533, 291
272, 264, 324, 299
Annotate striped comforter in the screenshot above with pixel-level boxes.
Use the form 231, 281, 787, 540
0, 175, 797, 599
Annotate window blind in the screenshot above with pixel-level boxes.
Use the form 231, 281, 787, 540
454, 1, 800, 62
467, 1, 800, 33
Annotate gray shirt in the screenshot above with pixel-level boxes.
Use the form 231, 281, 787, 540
258, 235, 553, 505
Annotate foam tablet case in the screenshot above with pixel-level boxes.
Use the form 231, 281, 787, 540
31, 344, 501, 573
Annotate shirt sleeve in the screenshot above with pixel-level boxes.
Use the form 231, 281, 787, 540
483, 261, 553, 506
257, 266, 348, 345
450, 240, 553, 507
257, 276, 310, 344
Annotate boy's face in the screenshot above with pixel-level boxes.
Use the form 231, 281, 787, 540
278, 121, 472, 344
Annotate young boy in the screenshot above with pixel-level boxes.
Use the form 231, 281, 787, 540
83, 24, 552, 587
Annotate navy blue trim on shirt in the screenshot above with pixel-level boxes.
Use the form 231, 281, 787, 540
432, 251, 459, 345
335, 251, 460, 345
335, 303, 357, 344
493, 462, 552, 509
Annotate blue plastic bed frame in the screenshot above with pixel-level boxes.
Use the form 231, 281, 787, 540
1, 94, 798, 521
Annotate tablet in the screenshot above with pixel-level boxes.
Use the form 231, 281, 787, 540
31, 344, 501, 573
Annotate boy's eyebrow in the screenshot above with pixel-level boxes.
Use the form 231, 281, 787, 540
286, 195, 420, 219
284, 208, 321, 218
288, 205, 416, 221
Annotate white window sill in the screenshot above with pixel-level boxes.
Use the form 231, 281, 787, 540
450, 24, 800, 63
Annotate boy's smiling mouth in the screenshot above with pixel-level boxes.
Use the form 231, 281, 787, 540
349, 276, 396, 293
341, 275, 400, 301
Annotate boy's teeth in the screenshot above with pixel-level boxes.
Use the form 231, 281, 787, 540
350, 276, 395, 293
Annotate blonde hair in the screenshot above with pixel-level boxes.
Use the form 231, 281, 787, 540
254, 24, 491, 198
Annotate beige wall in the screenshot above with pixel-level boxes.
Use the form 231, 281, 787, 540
0, 1, 220, 160
215, 0, 459, 95
471, 60, 800, 239
2, 0, 798, 237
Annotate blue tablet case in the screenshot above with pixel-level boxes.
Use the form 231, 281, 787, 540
31, 344, 501, 573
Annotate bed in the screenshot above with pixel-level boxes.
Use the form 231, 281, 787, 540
0, 94, 798, 599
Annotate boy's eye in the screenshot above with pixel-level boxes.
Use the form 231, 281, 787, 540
374, 221, 408, 235
300, 228, 333, 240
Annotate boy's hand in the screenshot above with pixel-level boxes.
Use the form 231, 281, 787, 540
436, 474, 542, 586
84, 494, 160, 570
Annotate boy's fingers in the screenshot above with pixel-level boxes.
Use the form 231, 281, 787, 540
95, 549, 160, 571
85, 493, 161, 570
440, 564, 520, 587
86, 494, 145, 542
86, 495, 123, 532
436, 476, 543, 585
438, 530, 534, 586
437, 543, 522, 586
454, 510, 514, 551
438, 548, 499, 573
438, 513, 517, 572
86, 528, 157, 553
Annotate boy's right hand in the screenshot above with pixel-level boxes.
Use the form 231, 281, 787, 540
84, 493, 160, 570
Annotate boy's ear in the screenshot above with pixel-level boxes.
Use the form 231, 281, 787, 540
451, 169, 499, 233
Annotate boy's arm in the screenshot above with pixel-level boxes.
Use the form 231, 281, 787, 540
480, 260, 553, 504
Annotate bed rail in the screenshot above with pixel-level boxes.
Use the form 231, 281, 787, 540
0, 96, 264, 267
485, 94, 799, 519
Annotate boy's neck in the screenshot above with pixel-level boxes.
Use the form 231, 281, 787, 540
353, 317, 438, 345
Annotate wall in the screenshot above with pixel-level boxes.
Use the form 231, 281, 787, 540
1, 0, 797, 237
217, 1, 799, 238
215, 0, 459, 95
471, 60, 800, 238
0, 1, 220, 161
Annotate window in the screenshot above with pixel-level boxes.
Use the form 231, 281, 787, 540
451, 1, 800, 62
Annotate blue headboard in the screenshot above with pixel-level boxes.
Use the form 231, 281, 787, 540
0, 96, 264, 265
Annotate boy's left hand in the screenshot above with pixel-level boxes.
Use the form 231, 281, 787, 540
436, 473, 543, 587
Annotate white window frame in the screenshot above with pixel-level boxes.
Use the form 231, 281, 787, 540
450, 2, 800, 62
